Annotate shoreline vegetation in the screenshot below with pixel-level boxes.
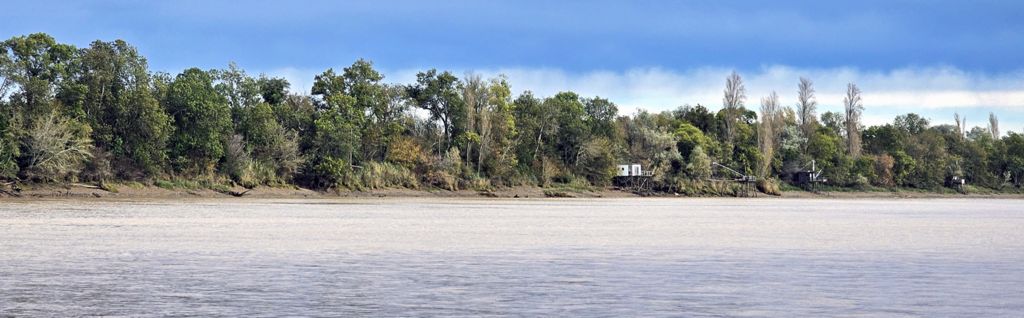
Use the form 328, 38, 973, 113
2, 33, 1024, 200
3, 182, 1022, 200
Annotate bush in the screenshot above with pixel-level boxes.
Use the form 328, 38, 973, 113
23, 112, 93, 181
674, 179, 748, 197
538, 156, 568, 187
222, 134, 252, 183
873, 154, 896, 187
359, 161, 418, 189
386, 136, 426, 170
79, 147, 113, 182
268, 129, 303, 181
98, 180, 119, 193
686, 146, 712, 179
422, 148, 463, 191
306, 156, 354, 190
853, 156, 877, 183
238, 103, 303, 181
238, 160, 275, 188
577, 137, 617, 186
756, 178, 781, 196
0, 127, 20, 179
543, 190, 574, 198
462, 175, 491, 191
852, 174, 870, 189
424, 170, 458, 191
153, 179, 176, 189
153, 178, 222, 190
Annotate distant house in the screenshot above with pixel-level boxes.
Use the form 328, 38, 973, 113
614, 164, 652, 190
792, 160, 826, 190
617, 164, 644, 177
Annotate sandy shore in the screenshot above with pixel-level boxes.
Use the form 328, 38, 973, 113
2, 182, 1022, 201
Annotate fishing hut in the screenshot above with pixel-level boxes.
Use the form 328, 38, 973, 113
945, 160, 967, 194
613, 163, 654, 193
792, 160, 827, 191
711, 162, 757, 197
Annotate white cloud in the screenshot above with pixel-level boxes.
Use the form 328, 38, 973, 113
262, 64, 1024, 131
464, 65, 1024, 130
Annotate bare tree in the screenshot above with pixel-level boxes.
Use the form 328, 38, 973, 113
954, 112, 966, 139
722, 71, 746, 144
758, 91, 780, 178
0, 53, 11, 101
476, 99, 492, 176
796, 77, 817, 139
843, 83, 864, 158
25, 112, 93, 181
0, 75, 10, 102
989, 112, 1000, 139
462, 73, 488, 170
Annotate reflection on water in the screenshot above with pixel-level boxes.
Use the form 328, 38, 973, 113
1, 198, 1022, 316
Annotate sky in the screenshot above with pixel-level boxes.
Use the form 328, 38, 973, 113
3, 0, 1023, 132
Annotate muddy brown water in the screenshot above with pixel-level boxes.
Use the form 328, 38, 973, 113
1, 198, 1022, 316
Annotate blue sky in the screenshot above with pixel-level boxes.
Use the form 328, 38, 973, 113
3, 0, 1023, 131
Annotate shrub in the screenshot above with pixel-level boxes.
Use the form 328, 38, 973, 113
222, 134, 252, 183
675, 179, 747, 197
0, 126, 20, 179
80, 147, 113, 182
852, 174, 870, 189
422, 148, 463, 191
238, 159, 275, 188
424, 170, 458, 191
756, 178, 781, 196
359, 161, 418, 189
463, 175, 491, 191
238, 103, 303, 181
154, 179, 175, 189
539, 156, 566, 187
686, 146, 712, 180
873, 154, 896, 187
23, 112, 93, 181
578, 137, 617, 186
307, 156, 353, 190
386, 136, 426, 170
98, 180, 119, 193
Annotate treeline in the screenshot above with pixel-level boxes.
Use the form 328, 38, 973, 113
1, 33, 1023, 193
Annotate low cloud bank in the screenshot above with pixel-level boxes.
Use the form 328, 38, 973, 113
266, 65, 1024, 130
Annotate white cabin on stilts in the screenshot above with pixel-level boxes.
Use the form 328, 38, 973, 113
617, 164, 644, 177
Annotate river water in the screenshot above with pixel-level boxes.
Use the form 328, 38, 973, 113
1, 198, 1022, 317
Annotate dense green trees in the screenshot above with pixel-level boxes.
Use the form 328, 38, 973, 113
1, 33, 91, 181
73, 40, 172, 179
164, 68, 232, 175
407, 69, 465, 155
1, 33, 1022, 194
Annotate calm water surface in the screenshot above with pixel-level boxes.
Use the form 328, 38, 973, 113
1, 198, 1022, 317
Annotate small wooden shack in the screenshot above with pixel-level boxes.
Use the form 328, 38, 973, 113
613, 163, 652, 191
792, 160, 826, 191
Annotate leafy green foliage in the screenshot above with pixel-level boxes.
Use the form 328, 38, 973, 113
578, 137, 618, 186
1002, 132, 1024, 187
2, 33, 1021, 195
73, 40, 171, 178
164, 68, 232, 175
1, 33, 77, 122
406, 69, 465, 154
548, 92, 587, 168
674, 122, 712, 159
687, 145, 712, 180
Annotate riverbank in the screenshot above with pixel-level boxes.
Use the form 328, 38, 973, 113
2, 182, 1022, 200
